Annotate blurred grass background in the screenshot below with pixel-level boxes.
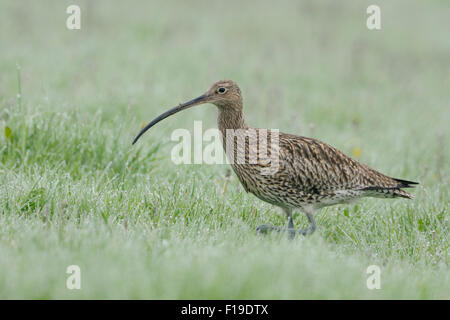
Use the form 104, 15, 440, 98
0, 0, 448, 298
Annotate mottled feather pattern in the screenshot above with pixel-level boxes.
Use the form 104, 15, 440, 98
221, 127, 416, 210
210, 79, 418, 223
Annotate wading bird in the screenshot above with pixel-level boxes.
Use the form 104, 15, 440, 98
132, 80, 418, 238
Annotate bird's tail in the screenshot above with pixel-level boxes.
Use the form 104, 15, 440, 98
393, 178, 419, 188
391, 178, 419, 199
360, 178, 419, 199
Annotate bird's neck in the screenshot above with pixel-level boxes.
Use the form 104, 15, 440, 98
217, 105, 248, 133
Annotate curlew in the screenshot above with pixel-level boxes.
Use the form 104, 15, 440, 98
132, 80, 418, 238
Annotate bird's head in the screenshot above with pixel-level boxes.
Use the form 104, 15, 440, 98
204, 79, 242, 108
132, 79, 242, 144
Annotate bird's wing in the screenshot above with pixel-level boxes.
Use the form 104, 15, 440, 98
277, 133, 413, 195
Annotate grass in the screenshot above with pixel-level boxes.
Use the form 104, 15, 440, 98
0, 0, 448, 299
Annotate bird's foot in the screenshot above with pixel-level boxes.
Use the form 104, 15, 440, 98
297, 227, 314, 236
255, 224, 276, 234
256, 224, 304, 239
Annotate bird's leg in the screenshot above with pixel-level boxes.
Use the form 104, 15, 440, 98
297, 211, 316, 235
285, 209, 296, 239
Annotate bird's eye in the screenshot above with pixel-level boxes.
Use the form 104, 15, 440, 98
217, 87, 227, 94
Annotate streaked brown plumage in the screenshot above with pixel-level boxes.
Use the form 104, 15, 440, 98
133, 79, 418, 237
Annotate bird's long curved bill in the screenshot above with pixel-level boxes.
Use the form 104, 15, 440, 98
132, 94, 207, 145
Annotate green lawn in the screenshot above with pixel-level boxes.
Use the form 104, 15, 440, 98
0, 0, 448, 299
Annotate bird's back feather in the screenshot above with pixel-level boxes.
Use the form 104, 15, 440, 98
278, 133, 418, 200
